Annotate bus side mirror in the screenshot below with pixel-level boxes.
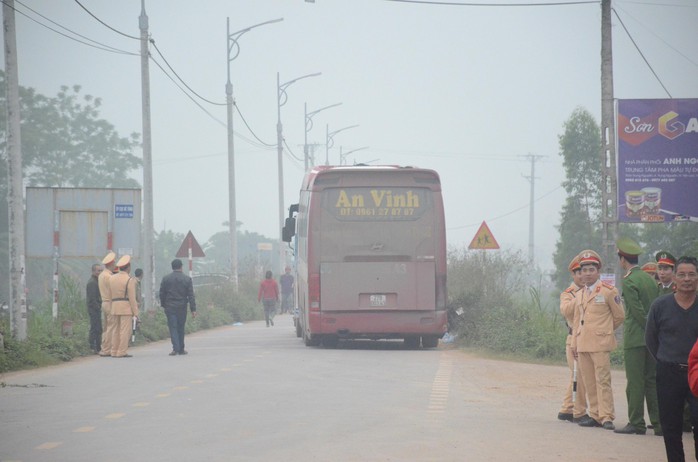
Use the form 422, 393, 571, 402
282, 216, 296, 242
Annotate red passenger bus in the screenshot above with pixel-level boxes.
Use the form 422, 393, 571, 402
282, 165, 447, 348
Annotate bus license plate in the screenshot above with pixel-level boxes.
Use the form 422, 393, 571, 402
370, 295, 386, 307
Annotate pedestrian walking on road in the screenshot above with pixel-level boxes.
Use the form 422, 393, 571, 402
86, 263, 102, 354
572, 250, 625, 431
280, 266, 294, 314
159, 259, 197, 356
109, 255, 139, 358
646, 256, 698, 462
258, 270, 279, 327
614, 237, 661, 436
98, 252, 117, 357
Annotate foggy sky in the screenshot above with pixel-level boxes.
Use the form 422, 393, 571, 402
5, 0, 697, 271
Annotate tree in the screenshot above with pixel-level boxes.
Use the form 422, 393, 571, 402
0, 72, 141, 303
552, 107, 602, 289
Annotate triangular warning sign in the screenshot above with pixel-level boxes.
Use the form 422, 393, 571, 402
176, 231, 206, 258
468, 221, 500, 250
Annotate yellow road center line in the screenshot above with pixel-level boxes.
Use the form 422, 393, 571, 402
36, 442, 62, 450
173, 386, 189, 391
132, 402, 150, 407
105, 413, 125, 420
73, 426, 95, 433
205, 374, 218, 378
156, 393, 171, 398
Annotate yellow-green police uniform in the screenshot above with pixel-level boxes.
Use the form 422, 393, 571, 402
560, 281, 587, 419
573, 280, 625, 426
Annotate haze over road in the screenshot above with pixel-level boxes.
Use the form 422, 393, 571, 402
0, 317, 676, 461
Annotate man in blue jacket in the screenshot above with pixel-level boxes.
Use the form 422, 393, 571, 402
159, 259, 197, 356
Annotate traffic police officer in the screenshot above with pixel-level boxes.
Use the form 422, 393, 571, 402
614, 237, 661, 436
558, 254, 588, 422
657, 251, 677, 295
572, 250, 625, 430
98, 251, 116, 357
109, 255, 139, 358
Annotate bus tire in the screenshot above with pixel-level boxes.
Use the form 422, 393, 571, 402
404, 336, 420, 349
421, 336, 439, 349
295, 321, 302, 338
322, 335, 339, 349
304, 330, 321, 347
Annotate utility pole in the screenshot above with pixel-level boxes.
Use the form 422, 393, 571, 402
522, 154, 545, 265
3, 0, 27, 339
139, 0, 154, 311
600, 0, 618, 274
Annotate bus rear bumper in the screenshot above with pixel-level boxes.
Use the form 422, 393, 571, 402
310, 310, 447, 339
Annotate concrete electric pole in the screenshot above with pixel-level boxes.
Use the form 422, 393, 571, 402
522, 154, 545, 266
3, 0, 27, 339
139, 0, 155, 312
600, 0, 618, 273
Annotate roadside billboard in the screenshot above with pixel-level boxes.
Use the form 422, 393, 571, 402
617, 99, 698, 223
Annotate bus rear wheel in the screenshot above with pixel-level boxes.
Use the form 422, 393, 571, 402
404, 336, 420, 349
303, 330, 321, 347
295, 320, 302, 338
421, 336, 439, 348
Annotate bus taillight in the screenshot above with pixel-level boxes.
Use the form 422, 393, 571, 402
309, 273, 321, 311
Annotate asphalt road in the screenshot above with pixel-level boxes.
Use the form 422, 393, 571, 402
0, 315, 684, 461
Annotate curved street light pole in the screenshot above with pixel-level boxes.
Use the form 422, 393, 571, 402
326, 124, 359, 165
226, 17, 282, 291
304, 102, 342, 171
277, 71, 320, 274
340, 146, 370, 165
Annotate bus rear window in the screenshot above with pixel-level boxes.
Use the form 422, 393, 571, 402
322, 187, 431, 222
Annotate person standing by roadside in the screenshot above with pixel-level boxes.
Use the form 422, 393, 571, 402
159, 259, 197, 356
279, 266, 294, 314
98, 252, 117, 357
134, 268, 143, 312
109, 255, 138, 358
86, 263, 102, 354
558, 255, 588, 422
572, 250, 625, 430
646, 256, 698, 462
657, 251, 678, 295
258, 270, 279, 327
642, 262, 659, 282
614, 237, 661, 436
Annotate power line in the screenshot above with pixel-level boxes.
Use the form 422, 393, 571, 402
3, 0, 137, 55
614, 3, 698, 68
150, 40, 226, 106
149, 54, 270, 149
73, 0, 139, 40
284, 139, 304, 162
234, 104, 276, 147
612, 7, 672, 97
385, 0, 598, 6
448, 185, 563, 230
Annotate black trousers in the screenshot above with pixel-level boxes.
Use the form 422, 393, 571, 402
88, 307, 102, 351
656, 361, 698, 462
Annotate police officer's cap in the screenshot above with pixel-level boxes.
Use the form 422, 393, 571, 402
655, 251, 676, 267
578, 249, 602, 268
616, 236, 643, 258
568, 255, 581, 273
117, 255, 131, 268
102, 251, 116, 265
641, 262, 658, 275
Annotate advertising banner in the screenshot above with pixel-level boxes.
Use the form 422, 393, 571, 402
617, 99, 698, 223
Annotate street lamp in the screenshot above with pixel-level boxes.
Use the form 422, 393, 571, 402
340, 146, 370, 165
304, 102, 342, 170
277, 71, 320, 274
226, 17, 282, 291
326, 124, 359, 165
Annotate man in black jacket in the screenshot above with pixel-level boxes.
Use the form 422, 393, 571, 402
159, 259, 197, 356
86, 263, 102, 354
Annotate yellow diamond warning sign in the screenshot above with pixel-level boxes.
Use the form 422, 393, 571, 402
468, 221, 500, 250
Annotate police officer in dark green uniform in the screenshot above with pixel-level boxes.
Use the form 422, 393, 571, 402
656, 251, 677, 295
614, 237, 662, 435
